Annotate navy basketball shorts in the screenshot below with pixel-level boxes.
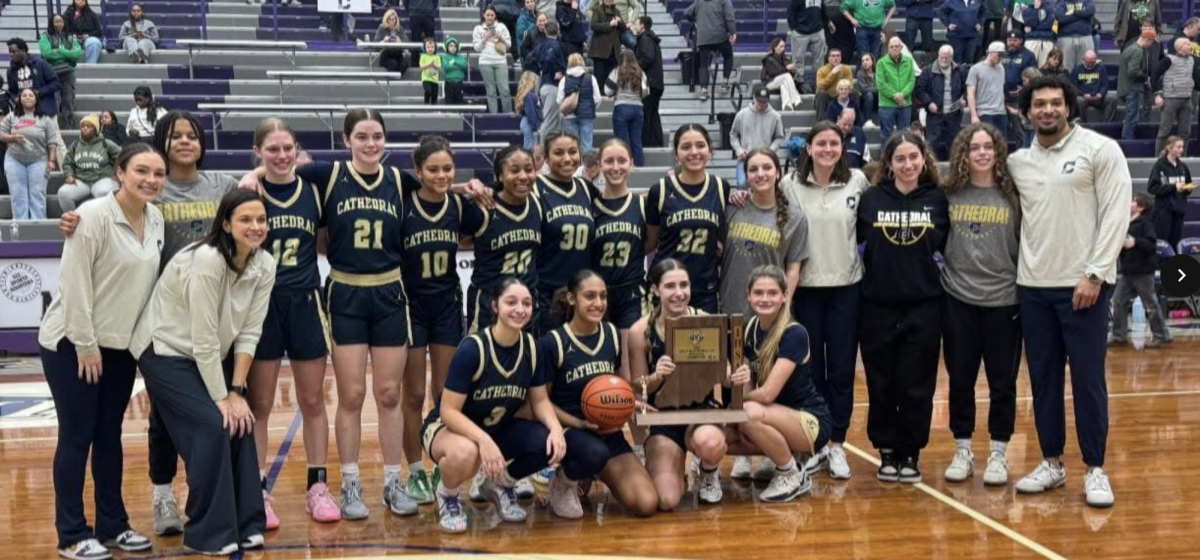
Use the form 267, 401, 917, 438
648, 397, 721, 451
409, 289, 465, 347
565, 428, 633, 462
606, 282, 647, 329
325, 272, 411, 347
422, 414, 551, 480
255, 287, 330, 361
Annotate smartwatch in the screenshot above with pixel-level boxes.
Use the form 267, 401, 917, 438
230, 385, 249, 398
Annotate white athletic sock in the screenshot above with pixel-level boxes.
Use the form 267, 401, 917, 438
341, 463, 361, 483
383, 464, 403, 486
699, 461, 719, 472
776, 458, 798, 473
409, 461, 425, 475
259, 469, 267, 481
990, 440, 1008, 456
152, 484, 173, 502
437, 481, 459, 498
955, 438, 972, 452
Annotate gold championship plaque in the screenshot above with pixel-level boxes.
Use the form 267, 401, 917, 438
636, 314, 749, 426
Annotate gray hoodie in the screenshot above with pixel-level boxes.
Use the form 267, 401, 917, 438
684, 0, 736, 47
729, 105, 785, 154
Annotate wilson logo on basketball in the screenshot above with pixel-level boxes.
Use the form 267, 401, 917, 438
600, 394, 634, 405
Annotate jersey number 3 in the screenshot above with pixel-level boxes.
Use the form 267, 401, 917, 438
483, 406, 506, 427
354, 219, 384, 250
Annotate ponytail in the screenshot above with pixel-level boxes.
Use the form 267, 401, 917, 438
645, 258, 688, 348
746, 265, 792, 387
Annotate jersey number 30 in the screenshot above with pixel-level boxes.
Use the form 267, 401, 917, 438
353, 219, 384, 250
558, 223, 590, 251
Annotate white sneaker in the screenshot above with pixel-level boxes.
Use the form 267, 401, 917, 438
864, 121, 878, 130
944, 448, 974, 482
468, 472, 487, 502
106, 530, 151, 552
802, 448, 827, 474
759, 468, 812, 503
827, 446, 851, 480
1084, 468, 1114, 508
58, 539, 111, 560
241, 534, 264, 550
753, 457, 777, 481
514, 477, 536, 499
1015, 460, 1066, 494
730, 456, 753, 480
983, 452, 1009, 486
697, 467, 723, 504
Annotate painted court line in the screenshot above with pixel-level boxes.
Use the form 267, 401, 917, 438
843, 442, 1068, 560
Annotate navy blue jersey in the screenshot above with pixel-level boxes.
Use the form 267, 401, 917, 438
402, 190, 465, 296
591, 192, 647, 288
463, 196, 543, 293
262, 177, 322, 290
440, 328, 546, 432
646, 174, 728, 295
542, 322, 621, 419
744, 316, 829, 416
306, 161, 407, 274
534, 175, 596, 290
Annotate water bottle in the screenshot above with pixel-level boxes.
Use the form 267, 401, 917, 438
8, 220, 18, 242
1132, 298, 1146, 328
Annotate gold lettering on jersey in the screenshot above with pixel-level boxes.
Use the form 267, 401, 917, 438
727, 222, 781, 248
268, 215, 317, 235
160, 200, 219, 222
596, 221, 642, 238
473, 385, 528, 401
545, 204, 592, 222
490, 229, 541, 249
403, 228, 458, 250
336, 197, 398, 218
564, 361, 617, 384
950, 204, 1010, 225
665, 208, 720, 228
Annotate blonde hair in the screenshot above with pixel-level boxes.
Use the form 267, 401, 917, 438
567, 53, 586, 69
514, 70, 540, 115
746, 265, 793, 387
382, 8, 400, 28
836, 78, 853, 91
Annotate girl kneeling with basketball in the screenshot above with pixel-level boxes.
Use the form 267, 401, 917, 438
541, 269, 658, 519
420, 278, 567, 533
726, 265, 832, 503
629, 259, 749, 510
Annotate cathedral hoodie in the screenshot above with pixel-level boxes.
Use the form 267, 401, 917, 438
856, 179, 950, 303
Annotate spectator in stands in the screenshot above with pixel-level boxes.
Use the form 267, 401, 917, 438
980, 0, 1004, 54
1118, 30, 1153, 140
523, 13, 550, 69
939, 0, 983, 65
492, 0, 523, 43
876, 36, 915, 141
63, 0, 104, 65
840, 0, 894, 61
420, 38, 442, 106
100, 110, 129, 146
41, 15, 81, 129
898, 0, 935, 55
685, 0, 737, 101
2, 88, 64, 220
118, 4, 158, 64
517, 71, 543, 149
407, 0, 439, 70
855, 53, 878, 127
1041, 48, 1069, 79
824, 78, 861, 124
1073, 50, 1115, 122
1055, 0, 1094, 71
1010, 67, 1043, 147
556, 0, 588, 57
635, 17, 664, 148
1091, 16, 1103, 55
968, 42, 1010, 136
762, 37, 804, 111
917, 45, 967, 159
376, 9, 409, 74
787, 0, 829, 94
589, 0, 625, 89
4, 38, 61, 116
1108, 193, 1170, 347
824, 0, 855, 71
730, 87, 786, 188
1020, 0, 1055, 68
475, 7, 515, 114
1114, 0, 1159, 50
605, 51, 649, 165
127, 86, 165, 141
1001, 31, 1037, 132
558, 53, 601, 152
837, 108, 869, 167
816, 48, 854, 122
442, 38, 469, 105
1148, 135, 1193, 249
517, 0, 539, 59
1152, 38, 1195, 154
536, 21, 568, 139
58, 113, 121, 212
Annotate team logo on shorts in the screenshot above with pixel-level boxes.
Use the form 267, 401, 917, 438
0, 262, 42, 303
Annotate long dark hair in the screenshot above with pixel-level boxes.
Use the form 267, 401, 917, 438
744, 147, 791, 235
881, 130, 940, 186
46, 14, 70, 44
153, 110, 207, 172
191, 189, 266, 272
12, 88, 46, 118
644, 258, 688, 348
551, 269, 604, 325
797, 120, 850, 185
127, 3, 143, 26
343, 108, 388, 139
133, 86, 165, 128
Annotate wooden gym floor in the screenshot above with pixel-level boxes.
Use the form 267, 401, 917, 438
1, 330, 1197, 560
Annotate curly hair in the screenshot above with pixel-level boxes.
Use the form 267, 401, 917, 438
942, 123, 1019, 212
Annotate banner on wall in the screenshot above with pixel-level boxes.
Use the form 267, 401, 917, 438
0, 258, 59, 329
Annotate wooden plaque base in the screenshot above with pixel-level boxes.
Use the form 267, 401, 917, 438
635, 409, 749, 426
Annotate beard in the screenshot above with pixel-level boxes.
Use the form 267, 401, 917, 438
1036, 116, 1066, 137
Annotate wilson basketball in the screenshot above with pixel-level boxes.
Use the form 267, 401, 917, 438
581, 375, 637, 430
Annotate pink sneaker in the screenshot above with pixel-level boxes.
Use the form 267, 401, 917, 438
306, 483, 342, 523
263, 490, 280, 531
548, 470, 583, 519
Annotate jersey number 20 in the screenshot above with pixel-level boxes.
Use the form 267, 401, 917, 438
501, 249, 533, 275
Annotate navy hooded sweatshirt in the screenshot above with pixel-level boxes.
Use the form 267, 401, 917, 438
856, 180, 950, 303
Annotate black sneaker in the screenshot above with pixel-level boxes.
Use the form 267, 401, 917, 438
877, 452, 900, 482
899, 457, 922, 484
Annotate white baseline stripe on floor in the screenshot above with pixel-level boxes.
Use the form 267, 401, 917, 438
843, 442, 1069, 560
